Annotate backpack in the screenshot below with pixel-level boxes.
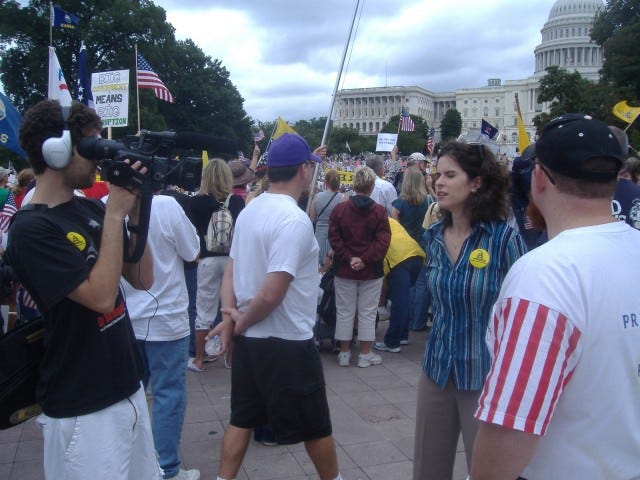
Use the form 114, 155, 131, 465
205, 194, 234, 254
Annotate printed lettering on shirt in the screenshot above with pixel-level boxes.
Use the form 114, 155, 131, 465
621, 312, 639, 329
97, 300, 126, 331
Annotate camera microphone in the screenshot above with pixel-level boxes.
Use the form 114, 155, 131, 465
141, 130, 237, 154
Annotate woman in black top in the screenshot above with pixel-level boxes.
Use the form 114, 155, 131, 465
188, 159, 244, 372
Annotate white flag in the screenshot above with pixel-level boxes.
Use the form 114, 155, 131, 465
48, 46, 73, 107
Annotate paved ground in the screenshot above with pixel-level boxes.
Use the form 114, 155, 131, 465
0, 325, 469, 479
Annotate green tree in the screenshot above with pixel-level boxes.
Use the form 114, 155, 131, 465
0, 0, 252, 154
591, 0, 640, 100
532, 66, 616, 134
381, 114, 430, 154
440, 109, 462, 141
293, 117, 326, 150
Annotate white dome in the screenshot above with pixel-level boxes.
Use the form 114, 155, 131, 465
548, 0, 604, 21
533, 0, 604, 79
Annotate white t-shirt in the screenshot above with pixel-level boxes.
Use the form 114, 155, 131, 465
369, 176, 396, 216
230, 192, 319, 341
124, 195, 200, 341
476, 221, 640, 479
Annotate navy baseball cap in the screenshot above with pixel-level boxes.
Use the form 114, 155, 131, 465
535, 113, 624, 182
267, 133, 321, 168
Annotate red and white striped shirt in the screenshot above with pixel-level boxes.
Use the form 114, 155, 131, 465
476, 297, 582, 435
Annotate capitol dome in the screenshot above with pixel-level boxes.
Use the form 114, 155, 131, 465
533, 0, 604, 80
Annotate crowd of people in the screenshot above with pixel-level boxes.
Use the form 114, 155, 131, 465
0, 99, 639, 480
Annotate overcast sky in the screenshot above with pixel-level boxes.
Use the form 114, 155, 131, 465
155, 0, 561, 123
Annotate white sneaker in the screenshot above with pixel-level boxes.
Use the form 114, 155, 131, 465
374, 341, 401, 353
377, 306, 390, 321
166, 468, 201, 480
337, 351, 351, 367
358, 351, 382, 368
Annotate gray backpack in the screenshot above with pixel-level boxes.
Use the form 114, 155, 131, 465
205, 194, 233, 254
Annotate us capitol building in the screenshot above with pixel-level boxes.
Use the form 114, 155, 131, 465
333, 0, 605, 153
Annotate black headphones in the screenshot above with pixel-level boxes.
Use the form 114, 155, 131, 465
41, 106, 72, 170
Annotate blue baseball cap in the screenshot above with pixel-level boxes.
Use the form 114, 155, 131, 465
267, 133, 321, 168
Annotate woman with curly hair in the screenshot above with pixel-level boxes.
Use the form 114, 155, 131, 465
413, 142, 526, 480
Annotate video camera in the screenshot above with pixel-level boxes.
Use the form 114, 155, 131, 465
76, 130, 237, 191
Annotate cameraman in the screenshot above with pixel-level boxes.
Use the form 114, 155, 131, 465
7, 100, 160, 479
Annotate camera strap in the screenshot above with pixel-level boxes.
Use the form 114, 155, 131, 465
123, 180, 153, 264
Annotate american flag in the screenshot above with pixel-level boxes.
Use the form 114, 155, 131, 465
136, 53, 175, 103
77, 42, 95, 109
254, 129, 265, 142
400, 107, 415, 132
427, 128, 435, 155
0, 191, 17, 233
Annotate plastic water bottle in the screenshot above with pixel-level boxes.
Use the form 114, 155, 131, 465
205, 335, 222, 356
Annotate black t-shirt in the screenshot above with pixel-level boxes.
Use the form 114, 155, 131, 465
6, 197, 143, 417
189, 193, 244, 258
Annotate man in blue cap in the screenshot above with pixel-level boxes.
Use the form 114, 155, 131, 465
471, 114, 640, 479
210, 133, 342, 480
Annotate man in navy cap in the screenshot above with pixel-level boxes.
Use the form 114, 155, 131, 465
470, 114, 640, 479
210, 133, 342, 480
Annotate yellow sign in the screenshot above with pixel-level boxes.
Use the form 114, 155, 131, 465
469, 248, 490, 268
66, 232, 87, 251
335, 170, 353, 184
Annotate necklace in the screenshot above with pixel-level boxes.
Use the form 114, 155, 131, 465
444, 228, 471, 264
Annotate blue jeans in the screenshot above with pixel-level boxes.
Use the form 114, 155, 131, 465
411, 264, 431, 330
137, 336, 188, 478
384, 256, 423, 348
184, 262, 198, 357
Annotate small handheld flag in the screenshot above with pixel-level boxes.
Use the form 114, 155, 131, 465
481, 119, 498, 140
137, 53, 175, 103
612, 101, 640, 125
254, 129, 265, 142
427, 128, 435, 155
400, 107, 415, 132
0, 191, 17, 233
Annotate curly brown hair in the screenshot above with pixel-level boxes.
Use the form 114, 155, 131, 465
437, 141, 510, 225
19, 100, 102, 174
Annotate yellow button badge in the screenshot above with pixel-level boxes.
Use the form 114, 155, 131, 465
469, 248, 490, 269
66, 232, 87, 251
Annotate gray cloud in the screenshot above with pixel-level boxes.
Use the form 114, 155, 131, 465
157, 0, 558, 121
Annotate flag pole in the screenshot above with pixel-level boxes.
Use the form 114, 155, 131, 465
135, 44, 141, 133
624, 112, 640, 133
307, 0, 361, 215
49, 2, 53, 46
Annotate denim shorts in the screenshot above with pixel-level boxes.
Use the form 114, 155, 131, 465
230, 336, 332, 444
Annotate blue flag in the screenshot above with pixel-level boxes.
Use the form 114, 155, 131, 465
481, 118, 498, 140
51, 5, 80, 29
0, 93, 27, 158
77, 42, 94, 109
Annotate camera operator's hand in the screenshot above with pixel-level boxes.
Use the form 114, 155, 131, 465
104, 160, 147, 222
